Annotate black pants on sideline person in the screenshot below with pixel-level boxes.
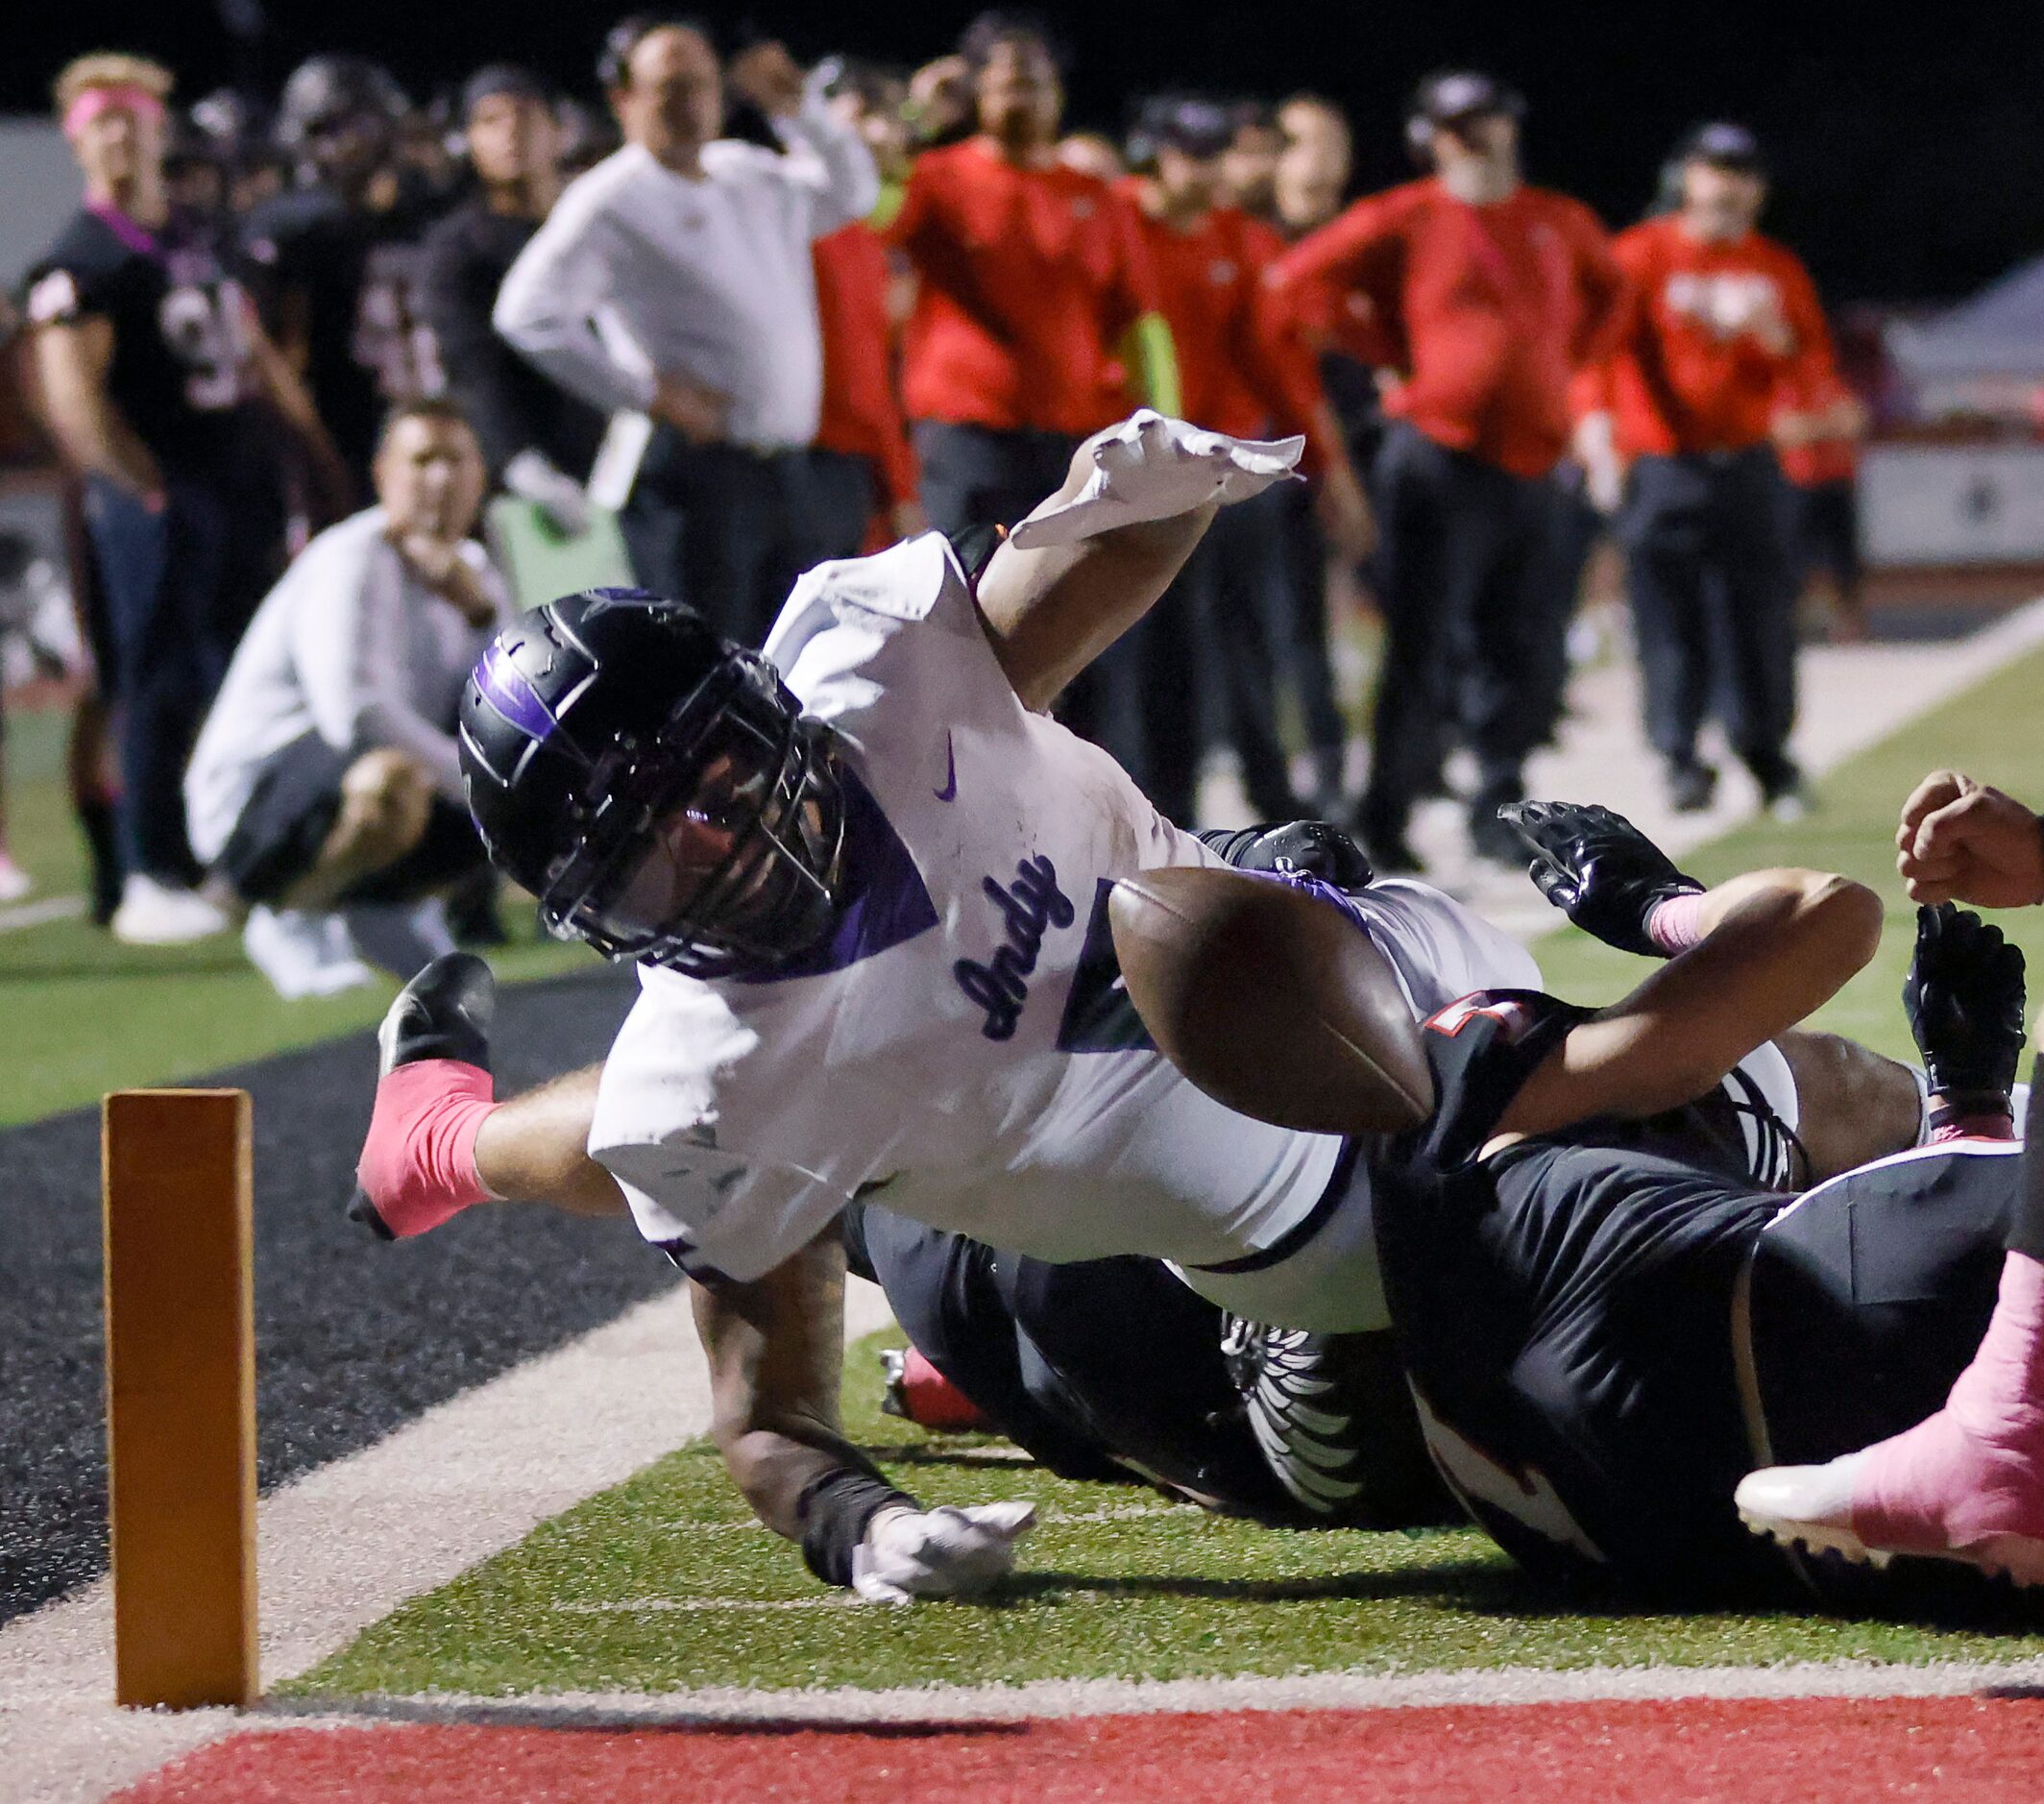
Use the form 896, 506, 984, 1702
913, 421, 1147, 789
1177, 482, 1302, 822
1360, 422, 1557, 864
799, 448, 879, 567
620, 432, 817, 648
1274, 481, 1349, 811
1620, 447, 1799, 798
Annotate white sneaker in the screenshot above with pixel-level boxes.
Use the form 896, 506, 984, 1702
0, 854, 31, 903
111, 873, 230, 945
243, 905, 377, 1000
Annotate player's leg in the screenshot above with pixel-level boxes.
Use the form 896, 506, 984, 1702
350, 954, 622, 1238
1737, 910, 2044, 1583
1619, 456, 1716, 812
1774, 1029, 1925, 1182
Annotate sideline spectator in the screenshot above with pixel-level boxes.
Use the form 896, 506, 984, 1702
807, 65, 923, 560
1775, 361, 1869, 643
494, 18, 877, 643
1274, 70, 1623, 870
23, 52, 338, 943
244, 55, 437, 500
185, 400, 508, 998
1220, 103, 1283, 224
888, 12, 1177, 773
1124, 93, 1369, 823
1581, 122, 1840, 817
1271, 90, 1369, 815
419, 65, 604, 526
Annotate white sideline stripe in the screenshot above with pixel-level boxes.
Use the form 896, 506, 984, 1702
0, 1277, 895, 1804
0, 892, 85, 933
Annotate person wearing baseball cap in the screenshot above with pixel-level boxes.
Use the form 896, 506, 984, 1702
1270, 71, 1624, 872
1122, 93, 1371, 825
416, 65, 603, 536
1576, 122, 1844, 818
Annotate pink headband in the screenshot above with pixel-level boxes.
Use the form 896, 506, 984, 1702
63, 85, 166, 139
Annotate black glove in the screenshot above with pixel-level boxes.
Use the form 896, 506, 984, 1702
1199, 820, 1374, 888
1498, 800, 1702, 959
1905, 902, 2027, 1104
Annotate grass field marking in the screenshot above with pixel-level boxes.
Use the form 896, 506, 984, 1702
0, 1276, 897, 1804
270, 1652, 2044, 1732
0, 891, 85, 932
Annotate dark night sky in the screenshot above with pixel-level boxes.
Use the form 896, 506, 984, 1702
12, 1, 2044, 304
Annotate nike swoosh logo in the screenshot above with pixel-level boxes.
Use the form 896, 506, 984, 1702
934, 731, 958, 802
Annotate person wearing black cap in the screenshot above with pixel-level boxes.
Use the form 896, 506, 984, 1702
417, 67, 603, 533
1270, 71, 1623, 872
1577, 124, 1844, 818
1124, 93, 1369, 824
242, 54, 439, 499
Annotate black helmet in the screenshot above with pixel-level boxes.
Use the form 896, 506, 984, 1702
275, 55, 406, 151
458, 589, 846, 977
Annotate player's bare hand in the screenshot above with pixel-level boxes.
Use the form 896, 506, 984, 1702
394, 532, 496, 625
652, 372, 730, 445
1897, 773, 2044, 909
727, 41, 807, 119
851, 1500, 1036, 1604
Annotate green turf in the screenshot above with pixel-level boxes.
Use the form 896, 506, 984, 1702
281, 642, 2044, 1700
286, 1328, 2044, 1700
1531, 643, 2044, 1061
0, 704, 589, 1125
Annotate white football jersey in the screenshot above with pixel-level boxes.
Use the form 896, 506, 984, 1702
588, 534, 1537, 1301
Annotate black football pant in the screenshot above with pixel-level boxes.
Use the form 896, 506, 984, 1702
1619, 447, 1798, 786
913, 421, 1148, 789
1360, 423, 1557, 841
620, 435, 817, 648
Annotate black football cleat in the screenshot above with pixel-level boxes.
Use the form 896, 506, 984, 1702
348, 953, 497, 1239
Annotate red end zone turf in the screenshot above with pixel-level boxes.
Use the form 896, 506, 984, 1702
118, 1694, 2044, 1802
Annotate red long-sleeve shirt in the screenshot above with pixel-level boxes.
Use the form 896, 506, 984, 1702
1123, 191, 1342, 473
1586, 216, 1840, 459
813, 220, 918, 510
887, 140, 1162, 436
1272, 177, 1622, 479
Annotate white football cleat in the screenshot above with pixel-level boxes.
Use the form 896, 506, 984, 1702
0, 852, 32, 902
1734, 1454, 1893, 1569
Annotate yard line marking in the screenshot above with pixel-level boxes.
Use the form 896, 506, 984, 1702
0, 893, 85, 933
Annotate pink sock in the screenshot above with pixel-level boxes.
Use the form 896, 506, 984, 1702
1854, 1252, 2044, 1550
1646, 890, 1708, 955
355, 1060, 499, 1238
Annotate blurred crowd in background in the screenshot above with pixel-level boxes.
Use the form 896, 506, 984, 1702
0, 12, 1870, 996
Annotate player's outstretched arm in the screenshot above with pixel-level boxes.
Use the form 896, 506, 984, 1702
974, 412, 1301, 710
1498, 866, 1884, 1140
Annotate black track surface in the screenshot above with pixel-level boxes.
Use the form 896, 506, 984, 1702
0, 963, 680, 1625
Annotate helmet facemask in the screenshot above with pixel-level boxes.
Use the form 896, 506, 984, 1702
536, 651, 845, 977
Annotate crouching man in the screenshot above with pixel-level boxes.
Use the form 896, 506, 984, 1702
184, 399, 511, 996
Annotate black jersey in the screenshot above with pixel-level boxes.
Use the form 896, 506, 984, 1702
1372, 990, 1794, 1597
242, 186, 435, 483
22, 206, 263, 475
416, 201, 604, 484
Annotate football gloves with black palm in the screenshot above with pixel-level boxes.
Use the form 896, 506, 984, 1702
1498, 800, 1703, 959
1904, 902, 2027, 1103
1199, 820, 1374, 889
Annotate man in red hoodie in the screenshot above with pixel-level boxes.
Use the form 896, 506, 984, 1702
1577, 123, 1841, 817
886, 12, 1178, 779
1273, 72, 1622, 872
1124, 94, 1371, 825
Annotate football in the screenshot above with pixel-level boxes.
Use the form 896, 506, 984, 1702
1107, 865, 1435, 1135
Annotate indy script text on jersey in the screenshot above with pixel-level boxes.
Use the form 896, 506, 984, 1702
953, 856, 1077, 1040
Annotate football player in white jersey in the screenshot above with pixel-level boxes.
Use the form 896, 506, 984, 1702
352, 413, 1552, 1599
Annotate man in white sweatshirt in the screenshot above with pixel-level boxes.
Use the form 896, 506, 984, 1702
185, 399, 511, 996
493, 21, 877, 645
